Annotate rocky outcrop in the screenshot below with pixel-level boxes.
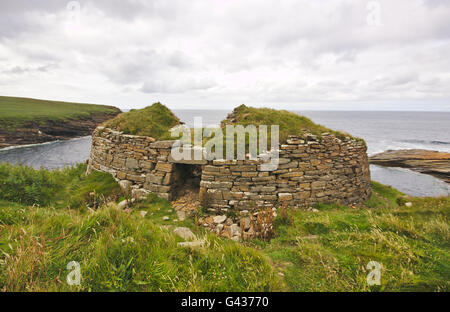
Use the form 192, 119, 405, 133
370, 149, 450, 183
0, 109, 120, 149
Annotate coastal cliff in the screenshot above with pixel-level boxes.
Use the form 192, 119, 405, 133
0, 96, 121, 148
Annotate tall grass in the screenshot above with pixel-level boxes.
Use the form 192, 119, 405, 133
0, 163, 122, 208
0, 163, 448, 291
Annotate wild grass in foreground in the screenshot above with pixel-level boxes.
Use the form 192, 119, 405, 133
0, 163, 277, 291
0, 164, 448, 291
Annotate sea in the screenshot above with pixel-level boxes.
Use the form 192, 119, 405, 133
1, 110, 449, 197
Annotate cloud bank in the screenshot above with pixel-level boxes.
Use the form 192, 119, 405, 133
0, 0, 449, 110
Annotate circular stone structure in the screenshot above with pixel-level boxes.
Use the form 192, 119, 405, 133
88, 104, 371, 214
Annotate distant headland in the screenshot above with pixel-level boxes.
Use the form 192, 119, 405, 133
0, 96, 120, 149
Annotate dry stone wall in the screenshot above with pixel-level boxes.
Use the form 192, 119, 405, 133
88, 128, 371, 212
87, 127, 181, 201
200, 133, 371, 214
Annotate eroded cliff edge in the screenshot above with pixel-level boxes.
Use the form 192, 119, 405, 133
0, 109, 121, 149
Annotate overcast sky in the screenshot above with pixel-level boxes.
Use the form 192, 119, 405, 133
0, 0, 449, 111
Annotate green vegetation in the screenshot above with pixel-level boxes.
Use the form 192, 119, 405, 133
101, 103, 364, 146
0, 164, 448, 291
103, 102, 181, 140
0, 96, 120, 130
221, 104, 363, 143
0, 163, 121, 209
0, 164, 277, 291
261, 184, 449, 291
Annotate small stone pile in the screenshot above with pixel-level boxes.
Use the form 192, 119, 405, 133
198, 208, 276, 241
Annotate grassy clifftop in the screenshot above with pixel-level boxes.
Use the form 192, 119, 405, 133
103, 102, 181, 140
0, 96, 120, 129
0, 96, 121, 148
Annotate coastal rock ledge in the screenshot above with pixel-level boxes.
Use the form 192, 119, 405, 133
370, 149, 450, 183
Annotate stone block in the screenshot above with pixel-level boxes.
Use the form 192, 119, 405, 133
278, 193, 293, 201
155, 162, 174, 173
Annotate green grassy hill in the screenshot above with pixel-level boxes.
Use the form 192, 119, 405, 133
0, 163, 448, 291
0, 96, 120, 129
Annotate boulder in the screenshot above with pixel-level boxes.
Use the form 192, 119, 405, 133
176, 210, 186, 221
213, 215, 227, 224
118, 180, 132, 193
118, 200, 128, 209
173, 227, 196, 240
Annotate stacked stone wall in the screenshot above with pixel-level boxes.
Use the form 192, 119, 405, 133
88, 128, 371, 210
200, 134, 371, 214
88, 127, 179, 200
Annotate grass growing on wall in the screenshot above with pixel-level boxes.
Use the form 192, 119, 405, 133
103, 102, 181, 140
221, 104, 366, 144
0, 163, 448, 291
101, 103, 366, 146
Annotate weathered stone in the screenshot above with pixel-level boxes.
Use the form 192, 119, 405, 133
213, 215, 227, 224
311, 181, 327, 189
155, 162, 174, 173
147, 173, 164, 184
132, 188, 149, 199
278, 193, 293, 201
118, 180, 132, 193
177, 240, 205, 248
117, 171, 127, 179
118, 200, 128, 209
127, 174, 145, 183
230, 224, 241, 236
149, 140, 175, 149
125, 158, 139, 169
241, 217, 251, 231
173, 227, 196, 240
176, 210, 186, 221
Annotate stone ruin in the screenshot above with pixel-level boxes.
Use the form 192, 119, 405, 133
87, 109, 371, 240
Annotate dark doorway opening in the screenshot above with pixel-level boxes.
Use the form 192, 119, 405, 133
171, 164, 202, 211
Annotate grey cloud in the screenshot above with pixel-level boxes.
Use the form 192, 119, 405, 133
141, 77, 216, 94
1, 62, 58, 74
0, 0, 449, 110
